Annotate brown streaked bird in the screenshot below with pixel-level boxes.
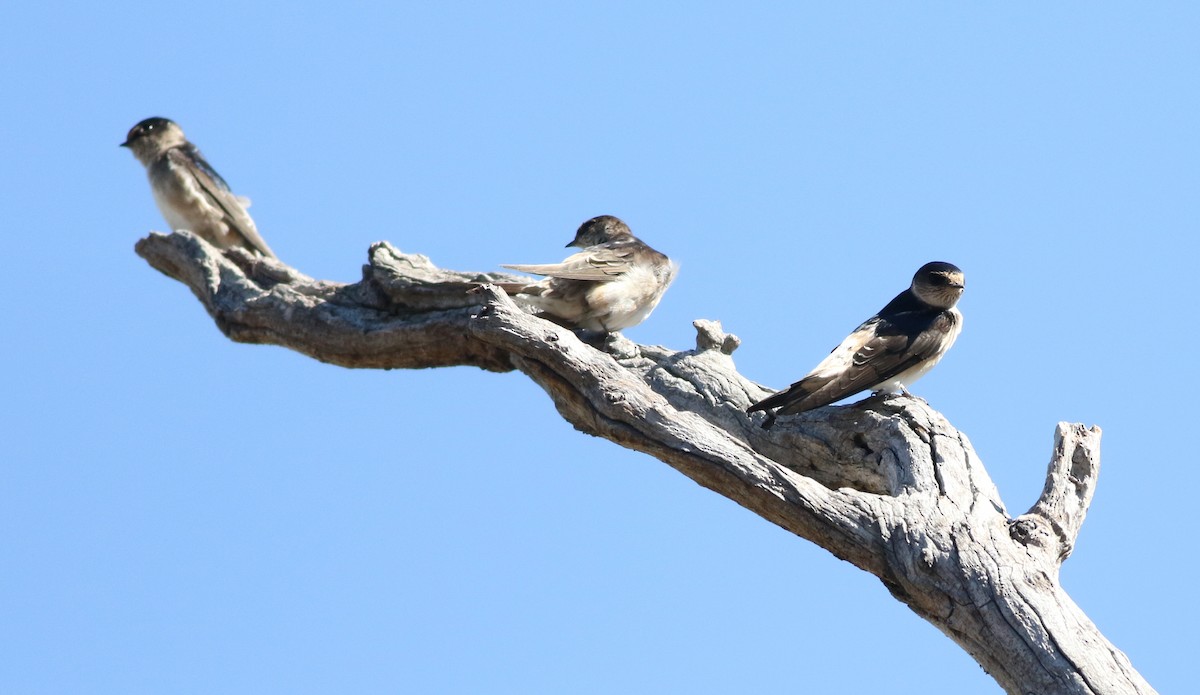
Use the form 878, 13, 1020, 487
748, 261, 965, 429
499, 215, 677, 334
121, 117, 276, 258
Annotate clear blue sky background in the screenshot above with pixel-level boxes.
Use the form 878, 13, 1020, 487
2, 3, 1195, 693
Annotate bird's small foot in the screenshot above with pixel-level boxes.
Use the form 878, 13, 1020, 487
571, 328, 607, 348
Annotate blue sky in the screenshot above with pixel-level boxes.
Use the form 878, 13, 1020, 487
2, 3, 1196, 693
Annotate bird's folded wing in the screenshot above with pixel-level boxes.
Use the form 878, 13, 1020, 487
753, 313, 950, 415
821, 332, 922, 399
174, 147, 277, 258
503, 247, 631, 281
821, 313, 953, 400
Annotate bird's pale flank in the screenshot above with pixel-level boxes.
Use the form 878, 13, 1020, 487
500, 215, 676, 334
748, 261, 965, 429
122, 117, 276, 258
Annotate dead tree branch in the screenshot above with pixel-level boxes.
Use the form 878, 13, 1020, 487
135, 230, 1155, 695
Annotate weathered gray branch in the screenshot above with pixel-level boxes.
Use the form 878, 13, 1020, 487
1015, 423, 1103, 563
135, 230, 1156, 695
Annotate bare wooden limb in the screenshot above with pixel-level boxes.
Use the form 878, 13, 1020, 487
1013, 423, 1103, 563
135, 230, 1156, 695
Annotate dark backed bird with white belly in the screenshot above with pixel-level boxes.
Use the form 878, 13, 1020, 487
749, 261, 965, 429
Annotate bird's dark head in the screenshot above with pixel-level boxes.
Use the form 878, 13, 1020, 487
567, 215, 633, 248
911, 261, 965, 309
121, 117, 185, 165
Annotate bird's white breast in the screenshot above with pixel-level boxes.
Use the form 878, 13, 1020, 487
586, 261, 677, 331
149, 159, 224, 235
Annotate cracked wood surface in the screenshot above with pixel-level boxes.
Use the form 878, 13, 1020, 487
135, 230, 1155, 695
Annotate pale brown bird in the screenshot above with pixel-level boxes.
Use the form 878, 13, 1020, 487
122, 117, 276, 258
499, 215, 677, 334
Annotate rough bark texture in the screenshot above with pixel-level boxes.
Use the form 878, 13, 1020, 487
136, 231, 1156, 695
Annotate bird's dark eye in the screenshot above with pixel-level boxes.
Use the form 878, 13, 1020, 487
929, 275, 947, 285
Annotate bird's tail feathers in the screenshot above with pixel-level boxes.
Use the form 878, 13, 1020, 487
502, 262, 557, 277
493, 281, 545, 296
747, 375, 834, 427
748, 379, 814, 413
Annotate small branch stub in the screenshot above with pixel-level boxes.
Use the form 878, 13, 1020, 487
1015, 423, 1103, 563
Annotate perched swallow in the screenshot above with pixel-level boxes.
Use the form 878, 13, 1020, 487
121, 117, 276, 258
748, 261, 965, 429
499, 215, 677, 334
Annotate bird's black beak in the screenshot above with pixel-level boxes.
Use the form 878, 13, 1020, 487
119, 141, 130, 148
564, 240, 576, 248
